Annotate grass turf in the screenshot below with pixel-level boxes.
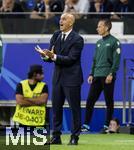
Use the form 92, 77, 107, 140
0, 133, 134, 150
51, 134, 134, 150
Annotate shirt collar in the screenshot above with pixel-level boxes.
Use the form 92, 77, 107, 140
62, 29, 72, 39
102, 34, 111, 40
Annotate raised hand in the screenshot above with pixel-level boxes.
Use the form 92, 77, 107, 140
45, 50, 54, 59
35, 45, 47, 57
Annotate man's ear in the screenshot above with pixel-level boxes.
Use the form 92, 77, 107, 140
69, 23, 73, 27
106, 26, 109, 32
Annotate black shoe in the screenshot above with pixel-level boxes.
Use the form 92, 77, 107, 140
68, 136, 79, 145
49, 136, 62, 145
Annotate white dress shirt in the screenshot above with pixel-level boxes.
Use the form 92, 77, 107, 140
61, 29, 72, 41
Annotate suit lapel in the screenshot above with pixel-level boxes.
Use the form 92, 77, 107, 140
60, 31, 75, 53
54, 33, 62, 53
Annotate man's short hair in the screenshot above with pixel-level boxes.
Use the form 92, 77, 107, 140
99, 18, 112, 31
28, 64, 43, 79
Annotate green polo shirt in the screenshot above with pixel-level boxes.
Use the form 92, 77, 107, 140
91, 34, 121, 77
0, 37, 2, 73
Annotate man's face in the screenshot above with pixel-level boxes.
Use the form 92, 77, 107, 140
35, 73, 44, 82
59, 14, 73, 32
109, 120, 119, 132
96, 21, 108, 36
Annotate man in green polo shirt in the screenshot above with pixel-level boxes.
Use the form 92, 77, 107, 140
81, 19, 121, 133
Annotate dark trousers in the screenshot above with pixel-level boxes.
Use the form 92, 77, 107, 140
52, 80, 81, 138
84, 77, 115, 126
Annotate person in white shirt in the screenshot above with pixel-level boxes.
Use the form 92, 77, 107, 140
64, 0, 90, 19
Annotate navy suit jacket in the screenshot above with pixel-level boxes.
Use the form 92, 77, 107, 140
48, 30, 84, 86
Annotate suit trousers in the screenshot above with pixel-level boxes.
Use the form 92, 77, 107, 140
52, 79, 81, 137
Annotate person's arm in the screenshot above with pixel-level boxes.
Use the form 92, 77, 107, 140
45, 36, 83, 66
44, 0, 54, 19
105, 40, 121, 84
30, 2, 45, 19
30, 10, 46, 19
16, 83, 48, 106
16, 93, 48, 106
109, 40, 121, 75
16, 94, 48, 106
90, 57, 96, 76
35, 45, 53, 62
27, 93, 48, 105
55, 37, 84, 66
63, 0, 73, 12
87, 56, 96, 84
16, 83, 32, 106
45, 36, 84, 65
15, 83, 35, 106
27, 84, 48, 105
35, 31, 60, 62
90, 44, 98, 76
87, 45, 98, 84
16, 94, 36, 106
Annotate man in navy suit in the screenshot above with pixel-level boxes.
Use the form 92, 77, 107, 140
35, 13, 84, 145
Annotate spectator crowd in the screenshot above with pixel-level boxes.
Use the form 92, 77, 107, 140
0, 0, 134, 19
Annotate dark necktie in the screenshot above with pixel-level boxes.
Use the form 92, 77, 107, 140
61, 34, 66, 45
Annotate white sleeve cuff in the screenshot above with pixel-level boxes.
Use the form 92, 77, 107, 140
52, 54, 57, 61
41, 56, 49, 60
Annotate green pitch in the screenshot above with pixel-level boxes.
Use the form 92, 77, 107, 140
51, 134, 134, 150
0, 134, 134, 150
